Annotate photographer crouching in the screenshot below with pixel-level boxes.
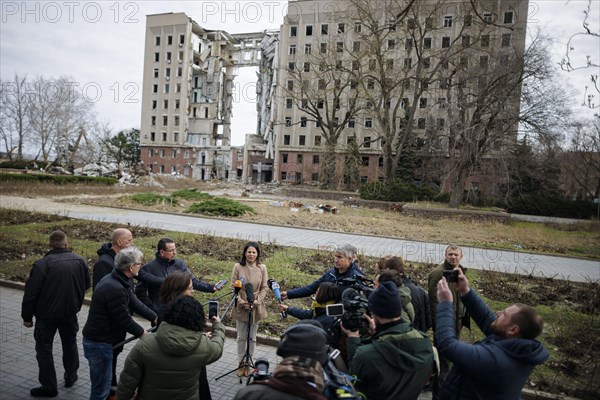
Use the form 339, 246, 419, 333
342, 281, 435, 400
234, 320, 330, 400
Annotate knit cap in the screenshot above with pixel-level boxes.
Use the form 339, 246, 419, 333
276, 320, 329, 366
369, 281, 402, 318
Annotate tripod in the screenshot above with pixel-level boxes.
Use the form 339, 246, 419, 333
215, 305, 254, 383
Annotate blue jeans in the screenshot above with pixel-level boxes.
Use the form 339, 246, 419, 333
83, 338, 112, 400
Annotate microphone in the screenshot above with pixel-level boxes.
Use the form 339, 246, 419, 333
233, 279, 242, 294
268, 279, 287, 318
245, 283, 255, 305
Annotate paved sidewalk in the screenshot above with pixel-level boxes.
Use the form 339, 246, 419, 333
1, 196, 598, 283
0, 285, 280, 400
1, 284, 436, 400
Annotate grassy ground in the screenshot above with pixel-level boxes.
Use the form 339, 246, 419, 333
1, 208, 598, 399
2, 176, 598, 258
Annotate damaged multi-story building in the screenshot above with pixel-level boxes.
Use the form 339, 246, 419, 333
141, 1, 529, 195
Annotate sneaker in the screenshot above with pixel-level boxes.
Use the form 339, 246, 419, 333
65, 375, 78, 388
30, 387, 58, 397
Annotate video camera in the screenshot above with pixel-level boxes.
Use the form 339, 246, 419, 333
335, 276, 374, 297
340, 288, 369, 331
326, 288, 369, 332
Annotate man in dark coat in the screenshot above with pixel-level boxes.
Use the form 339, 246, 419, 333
21, 230, 90, 398
82, 247, 157, 400
435, 268, 549, 399
281, 245, 364, 300
92, 228, 133, 289
343, 282, 434, 400
134, 237, 217, 314
428, 245, 468, 397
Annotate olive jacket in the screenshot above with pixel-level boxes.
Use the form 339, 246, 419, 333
116, 321, 225, 400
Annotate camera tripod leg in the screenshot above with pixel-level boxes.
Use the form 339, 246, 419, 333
214, 307, 255, 383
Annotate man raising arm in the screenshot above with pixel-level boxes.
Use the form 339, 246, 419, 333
435, 269, 549, 399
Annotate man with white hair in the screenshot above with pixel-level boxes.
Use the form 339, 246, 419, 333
82, 247, 157, 400
281, 244, 364, 301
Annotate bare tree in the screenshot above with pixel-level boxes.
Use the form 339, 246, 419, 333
350, 0, 479, 184
441, 12, 556, 207
560, 0, 599, 109
561, 115, 600, 200
283, 28, 365, 187
28, 76, 94, 162
0, 74, 31, 160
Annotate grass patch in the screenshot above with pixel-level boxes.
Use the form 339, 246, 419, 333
187, 198, 256, 217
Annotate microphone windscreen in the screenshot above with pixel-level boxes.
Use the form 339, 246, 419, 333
245, 283, 255, 303
272, 286, 282, 301
342, 287, 360, 301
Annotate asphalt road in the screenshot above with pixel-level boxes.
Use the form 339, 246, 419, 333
2, 195, 598, 283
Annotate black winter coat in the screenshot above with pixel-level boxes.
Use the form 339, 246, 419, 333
83, 270, 157, 345
93, 242, 115, 289
403, 277, 432, 332
21, 248, 90, 322
135, 254, 214, 313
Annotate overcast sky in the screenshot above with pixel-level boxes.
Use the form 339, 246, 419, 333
1, 0, 598, 146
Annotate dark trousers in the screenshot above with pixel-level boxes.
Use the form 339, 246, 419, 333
199, 366, 212, 400
34, 316, 79, 390
111, 347, 123, 387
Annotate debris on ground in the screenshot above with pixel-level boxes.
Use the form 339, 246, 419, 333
269, 200, 339, 215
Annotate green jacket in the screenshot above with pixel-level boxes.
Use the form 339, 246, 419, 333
399, 284, 415, 324
428, 261, 467, 333
116, 321, 226, 400
347, 321, 434, 400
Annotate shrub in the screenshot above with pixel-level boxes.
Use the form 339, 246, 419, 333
187, 198, 256, 217
507, 195, 597, 219
171, 189, 213, 201
0, 160, 52, 170
129, 193, 171, 206
0, 172, 117, 185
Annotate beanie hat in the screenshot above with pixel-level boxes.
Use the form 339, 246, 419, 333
369, 281, 402, 318
277, 320, 329, 366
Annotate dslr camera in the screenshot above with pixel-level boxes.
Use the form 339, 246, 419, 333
246, 357, 271, 384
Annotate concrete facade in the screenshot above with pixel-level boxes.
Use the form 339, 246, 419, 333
139, 1, 529, 192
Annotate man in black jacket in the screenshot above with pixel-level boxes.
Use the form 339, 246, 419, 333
21, 230, 90, 398
83, 246, 157, 400
92, 228, 133, 289
134, 237, 216, 314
